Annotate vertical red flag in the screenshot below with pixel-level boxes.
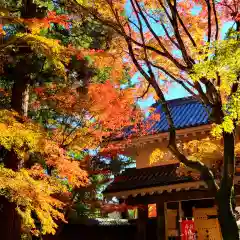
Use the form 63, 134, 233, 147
181, 220, 196, 240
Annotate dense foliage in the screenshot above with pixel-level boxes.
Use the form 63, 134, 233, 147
0, 0, 143, 239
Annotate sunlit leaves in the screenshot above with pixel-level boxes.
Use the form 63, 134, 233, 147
191, 38, 240, 135
149, 148, 167, 165
0, 109, 89, 234
0, 3, 140, 237
0, 110, 43, 158
88, 80, 142, 137
0, 109, 88, 184
17, 33, 71, 77
191, 38, 240, 94
23, 11, 70, 34
183, 138, 223, 161
0, 0, 210, 234
0, 165, 66, 235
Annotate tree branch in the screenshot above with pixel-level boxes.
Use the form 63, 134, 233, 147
212, 0, 219, 41
165, 0, 194, 67
141, 7, 181, 50
137, 83, 151, 100
131, 0, 188, 71
160, 21, 180, 49
205, 0, 212, 43
150, 62, 199, 97
157, 0, 173, 23
175, 11, 197, 47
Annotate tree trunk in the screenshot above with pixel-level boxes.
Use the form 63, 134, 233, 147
216, 132, 239, 240
11, 76, 30, 117
0, 77, 30, 240
216, 191, 239, 240
0, 196, 22, 240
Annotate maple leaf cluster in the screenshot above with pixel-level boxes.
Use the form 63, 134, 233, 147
0, 3, 146, 236
0, 109, 90, 233
23, 11, 70, 34
0, 7, 135, 237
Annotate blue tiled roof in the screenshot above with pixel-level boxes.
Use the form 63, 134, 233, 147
113, 97, 211, 140
147, 97, 211, 134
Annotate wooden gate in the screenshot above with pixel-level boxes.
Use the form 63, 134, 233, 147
193, 206, 222, 240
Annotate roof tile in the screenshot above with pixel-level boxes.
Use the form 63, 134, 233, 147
149, 97, 210, 134
104, 164, 195, 194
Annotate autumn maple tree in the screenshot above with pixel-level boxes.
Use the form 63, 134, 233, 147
69, 0, 240, 239
0, 0, 142, 239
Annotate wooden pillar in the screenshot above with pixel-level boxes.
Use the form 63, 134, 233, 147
157, 202, 166, 240
179, 201, 183, 239
137, 204, 148, 240
119, 198, 128, 219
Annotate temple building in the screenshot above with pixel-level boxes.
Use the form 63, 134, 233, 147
104, 97, 240, 240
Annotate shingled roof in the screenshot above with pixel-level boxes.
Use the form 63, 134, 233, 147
148, 97, 211, 133
104, 163, 195, 194
121, 97, 211, 139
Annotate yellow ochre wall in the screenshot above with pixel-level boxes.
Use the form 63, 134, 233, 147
123, 126, 223, 169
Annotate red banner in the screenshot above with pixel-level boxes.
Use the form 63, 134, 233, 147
181, 220, 196, 240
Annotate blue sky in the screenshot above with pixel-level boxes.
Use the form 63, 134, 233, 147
125, 2, 235, 111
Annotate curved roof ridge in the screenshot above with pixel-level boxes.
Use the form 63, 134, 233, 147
152, 96, 198, 108
124, 163, 179, 173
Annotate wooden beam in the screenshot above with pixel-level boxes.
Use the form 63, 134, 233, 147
112, 124, 212, 147
105, 181, 207, 198
126, 189, 215, 205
